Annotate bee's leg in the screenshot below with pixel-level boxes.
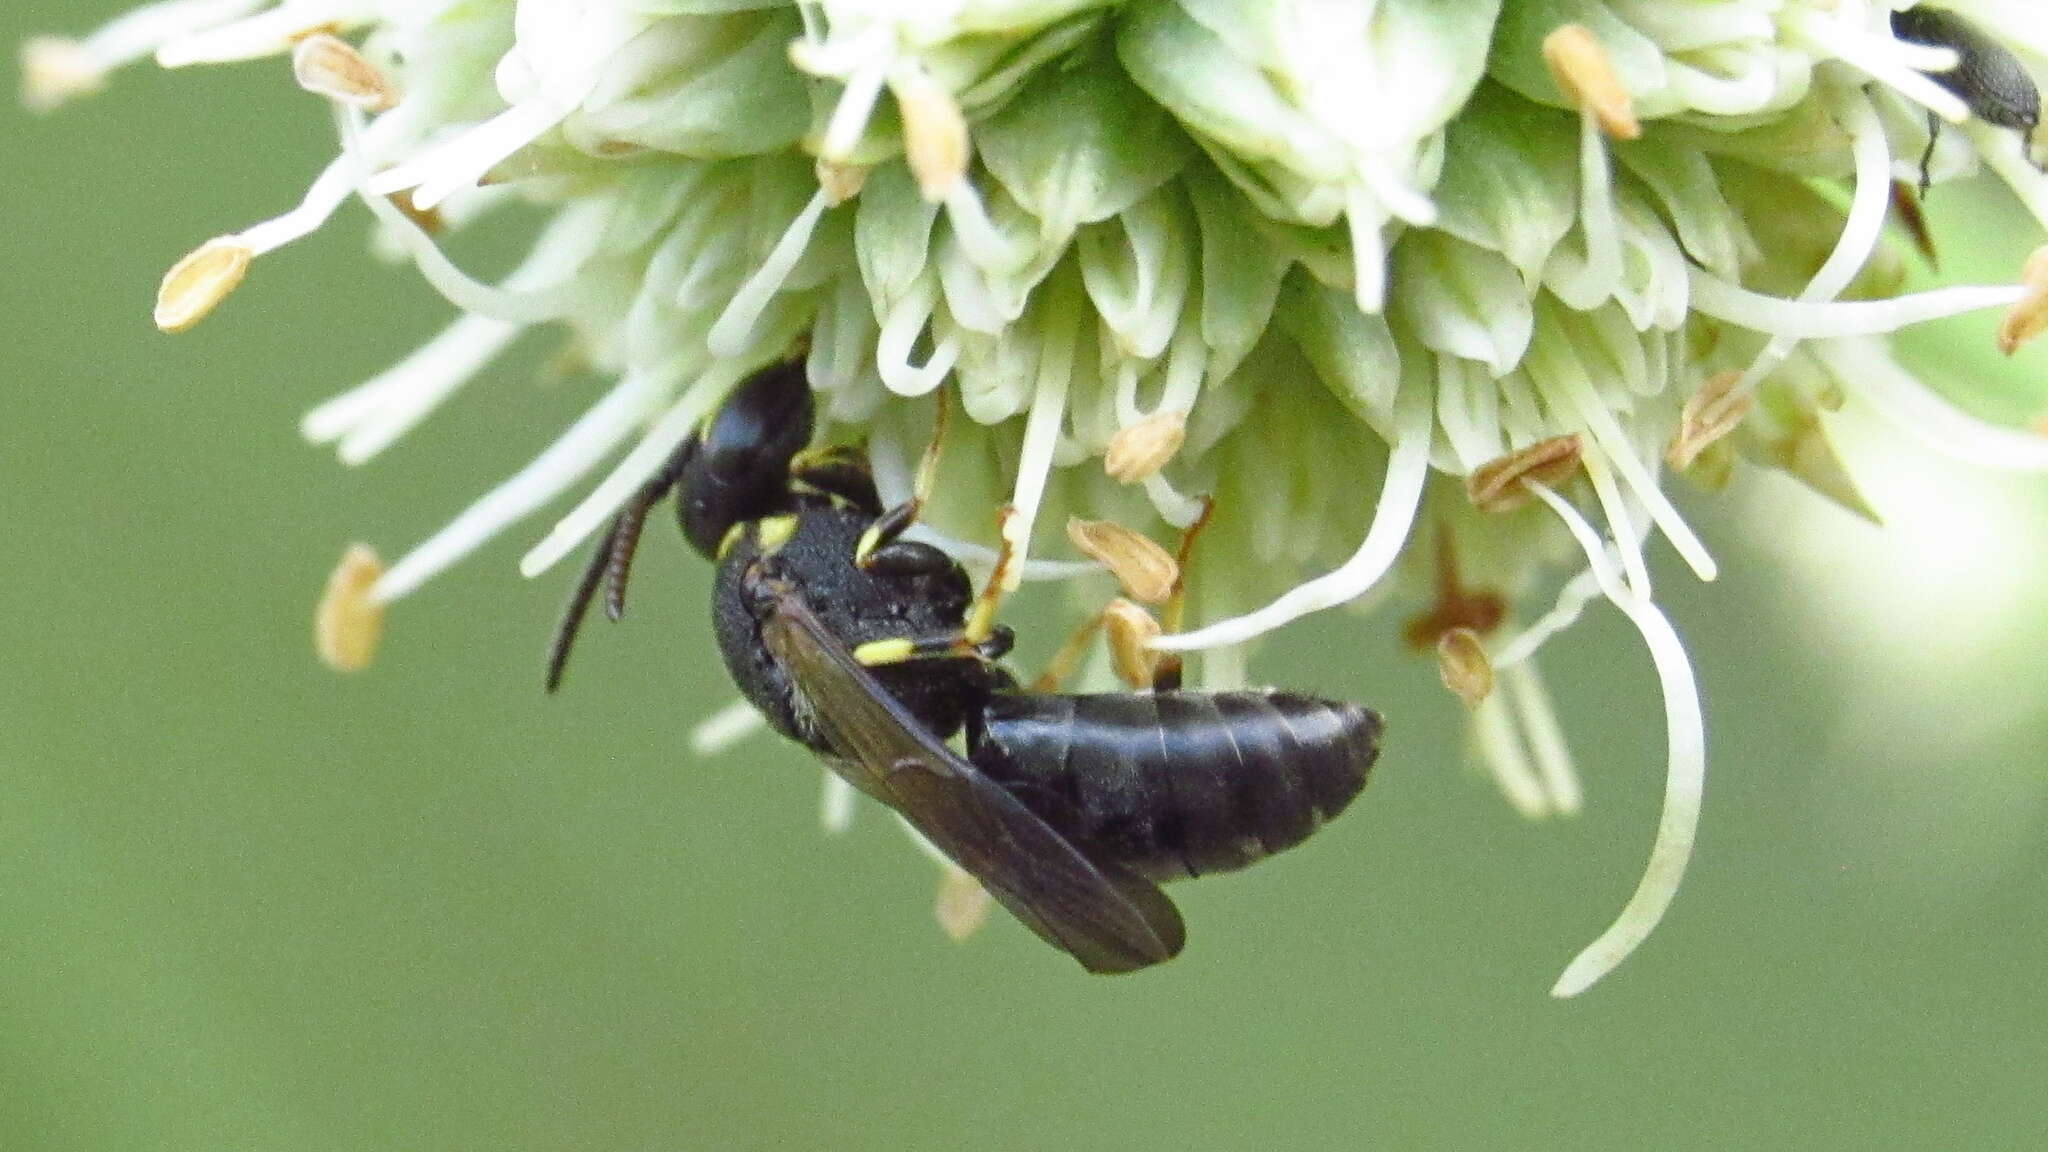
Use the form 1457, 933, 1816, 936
852, 625, 1015, 669
543, 438, 695, 693
1919, 110, 1940, 198
1147, 495, 1218, 693
962, 505, 1021, 646
788, 444, 882, 515
1030, 613, 1106, 693
856, 389, 949, 567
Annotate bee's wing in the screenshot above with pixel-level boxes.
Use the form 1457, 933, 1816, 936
760, 588, 1184, 974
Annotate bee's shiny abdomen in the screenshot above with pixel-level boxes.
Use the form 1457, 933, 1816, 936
966, 691, 1382, 880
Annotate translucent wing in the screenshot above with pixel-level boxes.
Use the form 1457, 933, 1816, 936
759, 585, 1185, 974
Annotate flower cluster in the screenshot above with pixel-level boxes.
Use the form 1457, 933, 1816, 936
26, 0, 2048, 995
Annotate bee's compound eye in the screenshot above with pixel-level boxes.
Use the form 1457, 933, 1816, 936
863, 540, 956, 579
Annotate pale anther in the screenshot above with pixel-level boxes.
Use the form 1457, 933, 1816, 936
20, 37, 104, 112
1068, 518, 1178, 604
1104, 411, 1187, 484
1997, 246, 2048, 355
1543, 25, 1641, 140
316, 544, 386, 673
155, 237, 252, 333
292, 34, 398, 112
934, 866, 992, 942
1103, 599, 1163, 690
1437, 628, 1495, 709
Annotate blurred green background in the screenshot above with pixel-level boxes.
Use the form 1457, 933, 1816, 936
7, 5, 2048, 1148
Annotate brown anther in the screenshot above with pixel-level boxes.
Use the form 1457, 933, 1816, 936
934, 866, 992, 942
1067, 518, 1178, 604
1436, 628, 1495, 709
1997, 245, 2048, 356
155, 237, 253, 333
816, 159, 870, 206
316, 544, 386, 673
1667, 370, 1753, 471
895, 72, 969, 201
20, 37, 104, 113
1402, 525, 1507, 650
1465, 435, 1584, 514
1102, 599, 1163, 690
1103, 411, 1188, 484
292, 34, 399, 111
1542, 25, 1641, 140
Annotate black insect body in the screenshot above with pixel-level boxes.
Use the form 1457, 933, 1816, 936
969, 691, 1380, 881
1891, 8, 2042, 192
548, 361, 1383, 973
1892, 8, 2041, 135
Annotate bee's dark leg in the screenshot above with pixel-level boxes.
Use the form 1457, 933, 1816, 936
1148, 495, 1217, 693
852, 625, 1015, 669
1919, 111, 1940, 199
1030, 614, 1106, 693
855, 389, 948, 567
788, 444, 882, 515
543, 440, 695, 693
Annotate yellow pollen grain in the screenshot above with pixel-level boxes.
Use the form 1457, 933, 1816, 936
20, 37, 104, 113
1436, 628, 1495, 709
1067, 518, 1178, 604
155, 238, 253, 333
1667, 370, 1753, 471
291, 34, 399, 112
316, 544, 386, 673
896, 73, 970, 201
1103, 599, 1163, 690
1103, 411, 1187, 484
1997, 245, 2048, 356
1543, 25, 1641, 140
1466, 435, 1585, 514
934, 866, 992, 942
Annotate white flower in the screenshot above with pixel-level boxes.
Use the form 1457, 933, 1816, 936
27, 0, 2048, 997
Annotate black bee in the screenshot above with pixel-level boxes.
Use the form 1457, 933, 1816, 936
1891, 7, 2042, 192
546, 362, 1382, 973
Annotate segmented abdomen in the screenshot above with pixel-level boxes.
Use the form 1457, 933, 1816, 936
966, 690, 1382, 880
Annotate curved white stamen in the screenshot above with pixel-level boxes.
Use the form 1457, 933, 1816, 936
341, 110, 581, 324
1493, 567, 1603, 670
1345, 184, 1390, 314
520, 367, 734, 579
876, 280, 958, 396
1529, 483, 1704, 999
1582, 450, 1652, 600
819, 773, 857, 834
1576, 110, 1624, 305
1734, 90, 1892, 394
156, 1, 369, 67
1141, 472, 1207, 529
942, 181, 1033, 275
1819, 339, 2048, 471
374, 375, 654, 602
867, 428, 1099, 580
709, 188, 832, 357
690, 700, 769, 758
336, 321, 520, 465
1473, 690, 1550, 819
1688, 268, 2025, 339
1155, 385, 1432, 652
1964, 121, 2048, 235
72, 0, 265, 69
1002, 287, 1080, 590
1784, 8, 1969, 124
1506, 663, 1581, 817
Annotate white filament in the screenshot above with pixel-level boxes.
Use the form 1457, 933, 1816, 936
1529, 483, 1705, 999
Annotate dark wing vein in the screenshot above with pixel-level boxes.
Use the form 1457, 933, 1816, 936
759, 587, 1184, 973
